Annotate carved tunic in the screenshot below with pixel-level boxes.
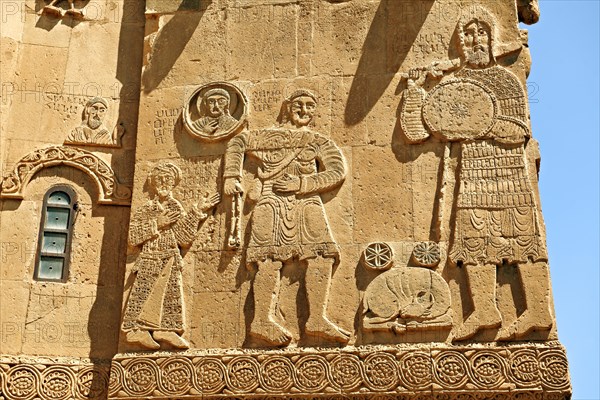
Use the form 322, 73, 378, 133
66, 126, 113, 146
225, 128, 346, 263
123, 197, 204, 332
448, 66, 547, 266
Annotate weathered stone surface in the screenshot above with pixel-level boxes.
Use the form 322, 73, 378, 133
2, 343, 570, 399
0, 0, 570, 398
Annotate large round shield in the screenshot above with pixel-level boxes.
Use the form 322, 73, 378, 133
423, 79, 497, 141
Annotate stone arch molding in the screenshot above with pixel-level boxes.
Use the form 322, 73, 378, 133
0, 146, 131, 205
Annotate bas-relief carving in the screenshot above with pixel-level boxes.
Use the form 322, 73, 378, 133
362, 242, 453, 335
122, 162, 219, 350
362, 242, 393, 272
105, 343, 570, 398
412, 241, 442, 268
0, 146, 131, 205
0, 345, 570, 399
0, 0, 571, 398
183, 82, 248, 142
64, 97, 125, 148
42, 0, 85, 19
398, 5, 552, 342
224, 89, 349, 347
0, 358, 111, 400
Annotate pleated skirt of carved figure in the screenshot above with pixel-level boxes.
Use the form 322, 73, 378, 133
122, 251, 184, 332
449, 139, 548, 266
246, 188, 339, 264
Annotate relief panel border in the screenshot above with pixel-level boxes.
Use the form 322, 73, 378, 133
107, 343, 569, 399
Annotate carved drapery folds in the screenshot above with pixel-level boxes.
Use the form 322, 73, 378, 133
0, 0, 569, 397
0, 146, 131, 205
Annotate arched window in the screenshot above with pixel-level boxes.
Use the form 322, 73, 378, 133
34, 186, 77, 282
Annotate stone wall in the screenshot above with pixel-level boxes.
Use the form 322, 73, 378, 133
0, 0, 571, 399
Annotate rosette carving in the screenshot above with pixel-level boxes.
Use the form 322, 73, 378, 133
193, 357, 226, 394
157, 357, 194, 396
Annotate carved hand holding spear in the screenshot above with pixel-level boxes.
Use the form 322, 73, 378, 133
399, 59, 459, 242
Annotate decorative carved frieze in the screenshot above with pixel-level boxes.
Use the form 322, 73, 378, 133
0, 146, 131, 205
104, 343, 570, 399
0, 357, 110, 400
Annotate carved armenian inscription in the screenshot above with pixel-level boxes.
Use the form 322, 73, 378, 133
121, 7, 555, 353
153, 108, 180, 145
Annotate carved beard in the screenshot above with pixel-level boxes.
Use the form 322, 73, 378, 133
291, 112, 312, 128
88, 115, 103, 130
465, 45, 491, 68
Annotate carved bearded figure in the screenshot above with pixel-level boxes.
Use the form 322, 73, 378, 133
193, 88, 239, 136
123, 162, 219, 350
224, 90, 349, 346
400, 6, 552, 342
66, 97, 114, 146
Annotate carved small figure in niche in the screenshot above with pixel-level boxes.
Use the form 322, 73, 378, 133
362, 267, 453, 334
65, 97, 124, 147
224, 89, 349, 347
43, 0, 84, 18
122, 162, 220, 350
183, 82, 248, 142
399, 6, 552, 341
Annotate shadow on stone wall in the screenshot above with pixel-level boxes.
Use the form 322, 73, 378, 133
86, 0, 145, 398
345, 0, 434, 126
141, 0, 212, 93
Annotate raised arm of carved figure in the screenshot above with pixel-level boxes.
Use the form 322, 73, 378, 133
223, 131, 250, 195
297, 136, 346, 196
399, 60, 461, 144
400, 82, 430, 144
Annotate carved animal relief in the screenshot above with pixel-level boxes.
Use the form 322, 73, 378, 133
362, 243, 453, 335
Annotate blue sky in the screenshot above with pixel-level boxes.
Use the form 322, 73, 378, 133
527, 1, 599, 398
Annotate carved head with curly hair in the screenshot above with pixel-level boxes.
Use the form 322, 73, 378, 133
148, 162, 181, 200
278, 89, 318, 128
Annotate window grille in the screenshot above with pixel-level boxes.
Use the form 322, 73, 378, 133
34, 186, 77, 282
